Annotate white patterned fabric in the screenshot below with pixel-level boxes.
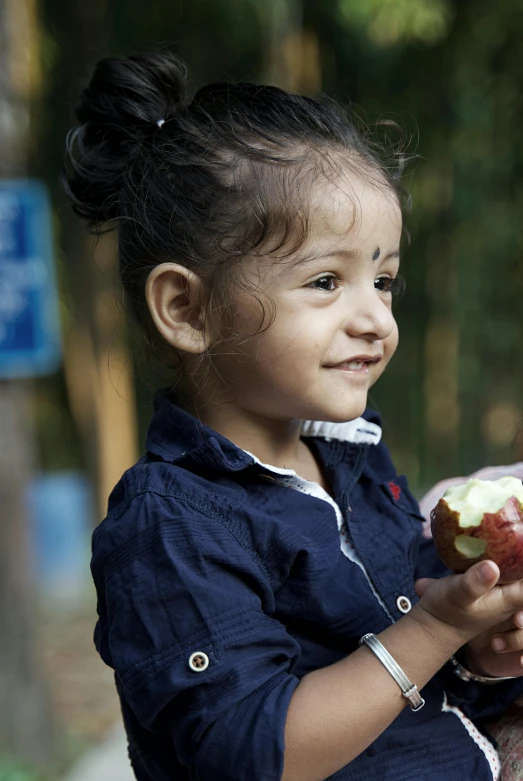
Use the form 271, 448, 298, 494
442, 692, 501, 780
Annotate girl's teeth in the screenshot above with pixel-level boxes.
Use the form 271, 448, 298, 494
347, 360, 364, 369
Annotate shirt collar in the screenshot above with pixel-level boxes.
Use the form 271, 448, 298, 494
145, 391, 382, 473
145, 392, 254, 472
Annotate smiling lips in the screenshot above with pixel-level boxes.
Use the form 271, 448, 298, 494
326, 355, 382, 372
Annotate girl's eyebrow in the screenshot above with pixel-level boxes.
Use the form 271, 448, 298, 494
382, 250, 401, 262
289, 247, 360, 269
289, 247, 401, 269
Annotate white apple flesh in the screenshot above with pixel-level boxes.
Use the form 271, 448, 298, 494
430, 477, 523, 583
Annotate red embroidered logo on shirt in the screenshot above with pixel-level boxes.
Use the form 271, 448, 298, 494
389, 481, 401, 501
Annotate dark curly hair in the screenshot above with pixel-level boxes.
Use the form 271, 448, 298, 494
63, 52, 408, 358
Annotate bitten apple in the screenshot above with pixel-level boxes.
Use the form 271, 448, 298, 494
431, 476, 523, 583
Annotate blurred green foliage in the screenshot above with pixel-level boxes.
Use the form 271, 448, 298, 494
337, 0, 454, 45
38, 0, 523, 495
0, 760, 44, 781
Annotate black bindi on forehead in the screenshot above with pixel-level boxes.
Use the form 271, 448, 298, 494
372, 247, 381, 261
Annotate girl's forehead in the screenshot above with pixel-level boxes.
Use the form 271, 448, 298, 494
307, 175, 402, 246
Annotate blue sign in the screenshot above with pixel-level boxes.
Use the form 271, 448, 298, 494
0, 180, 61, 378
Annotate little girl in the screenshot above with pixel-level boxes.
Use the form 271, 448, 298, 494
65, 52, 523, 781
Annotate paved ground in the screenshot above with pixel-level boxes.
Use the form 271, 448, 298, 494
61, 724, 134, 781
37, 600, 134, 781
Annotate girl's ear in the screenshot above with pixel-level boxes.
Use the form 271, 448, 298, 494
145, 263, 211, 354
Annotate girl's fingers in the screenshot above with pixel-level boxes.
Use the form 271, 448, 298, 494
415, 561, 500, 603
496, 579, 523, 615
514, 611, 523, 629
492, 628, 523, 653
486, 617, 523, 636
413, 577, 436, 598
457, 560, 500, 604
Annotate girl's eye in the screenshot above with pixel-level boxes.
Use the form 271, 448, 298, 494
308, 275, 339, 292
375, 275, 405, 299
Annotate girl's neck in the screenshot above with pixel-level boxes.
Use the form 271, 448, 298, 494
176, 376, 332, 492
197, 402, 331, 491
176, 375, 304, 467
191, 400, 305, 469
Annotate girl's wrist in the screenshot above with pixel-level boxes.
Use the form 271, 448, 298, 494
368, 606, 469, 703
461, 646, 491, 677
451, 647, 516, 684
406, 603, 471, 656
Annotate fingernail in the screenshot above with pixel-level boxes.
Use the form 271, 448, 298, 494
516, 612, 523, 627
492, 637, 506, 651
478, 562, 495, 583
520, 655, 523, 668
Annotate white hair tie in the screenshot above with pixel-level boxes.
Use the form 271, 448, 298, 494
156, 118, 166, 128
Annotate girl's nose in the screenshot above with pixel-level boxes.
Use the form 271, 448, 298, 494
345, 289, 395, 341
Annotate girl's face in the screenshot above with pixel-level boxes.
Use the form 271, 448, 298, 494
205, 173, 402, 424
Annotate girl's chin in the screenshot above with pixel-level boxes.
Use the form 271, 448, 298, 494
305, 399, 368, 424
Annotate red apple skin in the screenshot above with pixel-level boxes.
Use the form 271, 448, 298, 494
430, 495, 523, 583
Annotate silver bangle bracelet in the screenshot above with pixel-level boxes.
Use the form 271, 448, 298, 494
449, 654, 516, 685
359, 633, 425, 712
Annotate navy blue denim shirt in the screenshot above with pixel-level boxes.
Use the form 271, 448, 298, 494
91, 393, 523, 781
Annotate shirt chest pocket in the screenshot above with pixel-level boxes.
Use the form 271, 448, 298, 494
347, 474, 424, 620
382, 474, 426, 522
378, 474, 426, 573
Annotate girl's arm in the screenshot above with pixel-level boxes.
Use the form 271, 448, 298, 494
281, 562, 523, 781
94, 489, 523, 781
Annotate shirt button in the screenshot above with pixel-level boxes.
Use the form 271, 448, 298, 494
396, 596, 412, 613
188, 652, 209, 672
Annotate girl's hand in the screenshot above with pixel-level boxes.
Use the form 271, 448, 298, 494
414, 561, 523, 647
465, 611, 523, 678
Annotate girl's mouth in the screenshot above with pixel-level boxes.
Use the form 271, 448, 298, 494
335, 361, 371, 373
326, 355, 382, 372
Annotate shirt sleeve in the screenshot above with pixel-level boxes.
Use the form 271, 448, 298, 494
436, 663, 523, 721
92, 489, 301, 781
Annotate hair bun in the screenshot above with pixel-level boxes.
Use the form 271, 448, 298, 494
64, 52, 188, 225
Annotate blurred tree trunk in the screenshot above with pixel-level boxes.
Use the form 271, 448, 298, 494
59, 0, 139, 520
0, 0, 60, 769
261, 0, 321, 96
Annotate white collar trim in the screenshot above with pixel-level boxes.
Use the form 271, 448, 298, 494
243, 417, 382, 477
301, 417, 382, 446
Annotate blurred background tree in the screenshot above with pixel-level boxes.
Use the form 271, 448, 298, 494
0, 0, 60, 773
2, 0, 523, 775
